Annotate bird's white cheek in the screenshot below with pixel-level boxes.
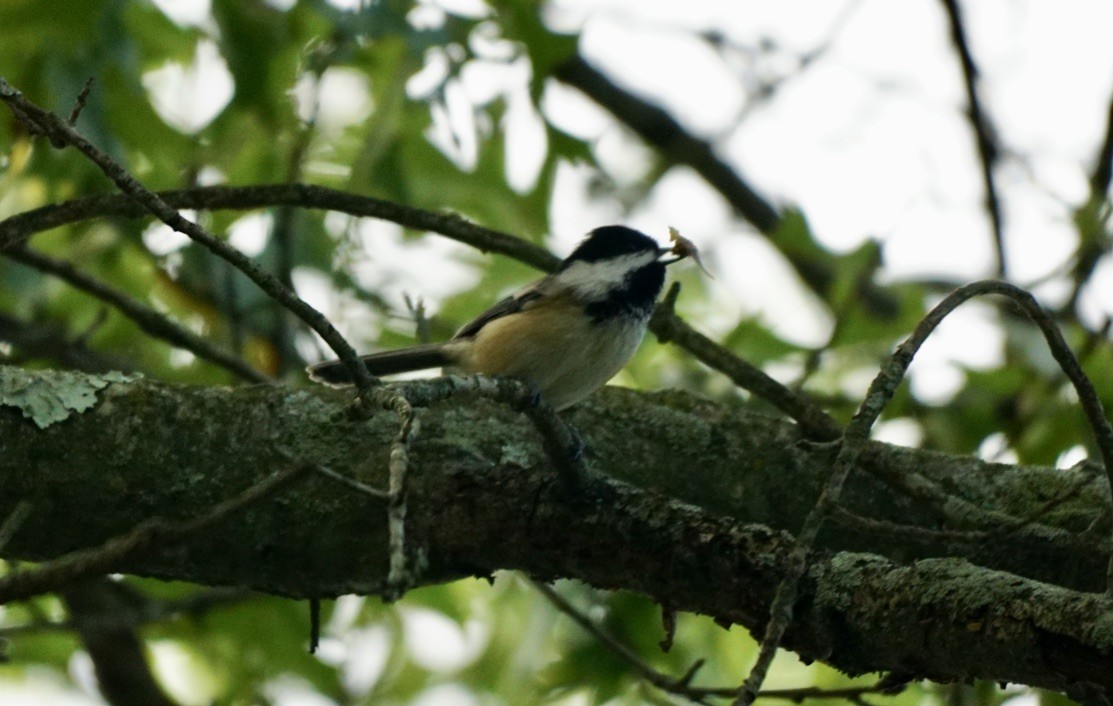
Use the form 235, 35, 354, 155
555, 252, 658, 300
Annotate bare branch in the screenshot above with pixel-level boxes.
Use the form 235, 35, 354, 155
534, 580, 901, 703
651, 283, 841, 441
1090, 85, 1113, 198
0, 312, 131, 372
3, 246, 269, 383
61, 579, 182, 706
552, 55, 779, 234
939, 0, 1006, 277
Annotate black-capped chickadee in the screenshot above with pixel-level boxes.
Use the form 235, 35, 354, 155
307, 225, 685, 410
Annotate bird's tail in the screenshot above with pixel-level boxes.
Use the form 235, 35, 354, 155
306, 343, 458, 385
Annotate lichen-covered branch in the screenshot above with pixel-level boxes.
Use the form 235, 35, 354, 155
0, 369, 1109, 695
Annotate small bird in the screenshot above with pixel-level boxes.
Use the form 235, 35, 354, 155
307, 225, 686, 410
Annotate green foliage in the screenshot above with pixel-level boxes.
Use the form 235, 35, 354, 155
0, 1, 1108, 704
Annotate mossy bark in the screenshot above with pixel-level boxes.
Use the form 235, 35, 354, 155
0, 371, 1109, 695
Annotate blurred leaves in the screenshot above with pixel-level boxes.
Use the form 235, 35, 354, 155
2, 0, 1112, 705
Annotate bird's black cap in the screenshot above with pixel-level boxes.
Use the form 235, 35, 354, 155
562, 226, 660, 267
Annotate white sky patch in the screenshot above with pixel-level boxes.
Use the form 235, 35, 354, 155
504, 75, 548, 193
906, 300, 1003, 404
401, 607, 489, 673
407, 48, 452, 100
169, 349, 197, 368
411, 684, 479, 706
548, 162, 625, 244
541, 79, 613, 141
459, 58, 513, 105
1056, 445, 1090, 470
314, 620, 392, 697
150, 0, 212, 28
424, 80, 480, 170
67, 653, 98, 699
262, 676, 339, 706
0, 667, 99, 706
293, 68, 374, 131
340, 625, 392, 695
978, 431, 1019, 464
350, 219, 481, 315
592, 126, 656, 186
142, 40, 233, 134
142, 210, 197, 255
872, 417, 924, 448
227, 212, 272, 257
579, 18, 745, 136
196, 166, 226, 185
150, 641, 218, 706
999, 181, 1078, 288
1077, 255, 1113, 330
712, 233, 832, 348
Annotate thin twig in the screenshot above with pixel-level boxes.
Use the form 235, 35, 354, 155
311, 464, 390, 500
859, 452, 1103, 553
0, 502, 33, 553
67, 77, 95, 126
535, 580, 900, 703
381, 390, 417, 601
652, 284, 842, 441
1089, 82, 1113, 198
832, 462, 1101, 547
0, 79, 375, 393
4, 246, 269, 383
0, 464, 310, 604
939, 0, 1006, 278
0, 312, 130, 372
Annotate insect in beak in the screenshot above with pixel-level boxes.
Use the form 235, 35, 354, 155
660, 227, 712, 277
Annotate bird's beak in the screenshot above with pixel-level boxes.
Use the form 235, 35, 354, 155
658, 246, 683, 266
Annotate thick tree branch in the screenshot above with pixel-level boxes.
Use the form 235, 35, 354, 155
0, 370, 1109, 695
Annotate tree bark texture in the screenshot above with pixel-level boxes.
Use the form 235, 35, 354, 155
1, 369, 1110, 697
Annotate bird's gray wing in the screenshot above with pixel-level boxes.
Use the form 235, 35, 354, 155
453, 279, 551, 339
